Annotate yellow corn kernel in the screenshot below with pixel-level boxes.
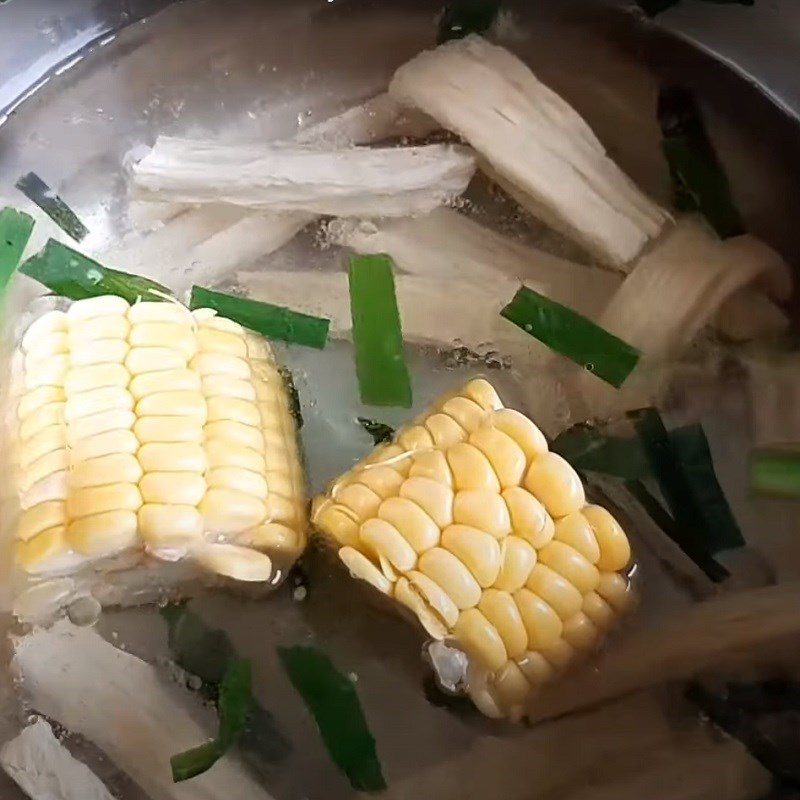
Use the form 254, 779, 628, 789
418, 548, 481, 610
335, 483, 382, 521
468, 426, 527, 489
194, 544, 273, 582
408, 449, 453, 486
502, 486, 554, 548
140, 473, 206, 505
200, 488, 267, 535
453, 489, 512, 538
525, 564, 583, 619
440, 396, 486, 432
339, 546, 392, 594
69, 454, 143, 488
455, 608, 508, 672
395, 577, 448, 640
138, 504, 204, 547
537, 541, 600, 594
67, 483, 143, 519
554, 511, 601, 564
446, 443, 501, 493
441, 525, 501, 588
489, 408, 548, 462
134, 416, 203, 444
18, 502, 66, 542
378, 497, 440, 553
582, 505, 631, 571
360, 518, 417, 573
479, 589, 528, 659
494, 537, 537, 593
513, 588, 562, 649
67, 511, 138, 557
524, 453, 585, 519
129, 368, 200, 400
399, 477, 454, 529
425, 413, 467, 448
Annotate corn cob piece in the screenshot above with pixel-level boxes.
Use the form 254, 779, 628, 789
11, 296, 307, 620
312, 378, 635, 719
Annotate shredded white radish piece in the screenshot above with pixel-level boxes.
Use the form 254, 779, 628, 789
294, 92, 436, 147
527, 581, 800, 723
332, 208, 621, 319
130, 93, 438, 232
388, 36, 670, 268
1, 718, 115, 800
103, 206, 313, 292
132, 139, 475, 217
13, 621, 275, 800
714, 288, 789, 343
237, 268, 543, 360
744, 352, 800, 448
722, 234, 793, 302
598, 218, 774, 362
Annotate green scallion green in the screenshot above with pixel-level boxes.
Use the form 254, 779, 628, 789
551, 423, 652, 481
358, 417, 395, 446
278, 645, 386, 792
437, 0, 501, 44
750, 449, 800, 500
190, 285, 329, 349
348, 254, 412, 408
500, 285, 640, 388
20, 239, 171, 303
669, 424, 745, 552
161, 604, 291, 773
658, 85, 745, 239
15, 172, 89, 242
170, 659, 253, 782
0, 207, 34, 297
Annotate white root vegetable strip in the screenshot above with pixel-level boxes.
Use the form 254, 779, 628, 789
103, 206, 314, 292
389, 36, 670, 268
527, 582, 800, 723
237, 268, 542, 359
294, 92, 436, 147
132, 139, 476, 217
129, 92, 437, 232
13, 621, 274, 800
714, 288, 789, 343
1, 718, 116, 800
598, 218, 776, 363
744, 353, 800, 449
333, 207, 621, 319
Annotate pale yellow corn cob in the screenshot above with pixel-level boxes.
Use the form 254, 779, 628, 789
12, 296, 307, 613
312, 379, 634, 720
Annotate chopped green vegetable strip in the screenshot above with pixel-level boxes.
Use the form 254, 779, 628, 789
190, 285, 329, 349
658, 85, 745, 239
629, 407, 740, 576
552, 424, 652, 481
171, 659, 253, 782
625, 479, 729, 582
750, 450, 800, 500
161, 605, 291, 771
278, 645, 386, 792
20, 239, 171, 303
437, 0, 501, 44
669, 424, 745, 552
348, 255, 412, 408
0, 207, 34, 297
358, 417, 395, 446
15, 172, 89, 242
500, 285, 640, 388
